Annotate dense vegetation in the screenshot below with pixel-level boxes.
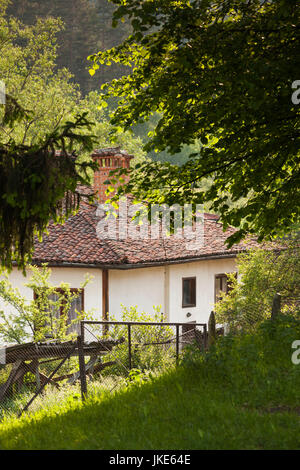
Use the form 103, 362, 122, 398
215, 238, 300, 331
0, 0, 145, 269
7, 0, 131, 94
89, 0, 300, 245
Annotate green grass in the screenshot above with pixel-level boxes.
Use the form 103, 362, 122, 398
0, 366, 299, 450
0, 316, 299, 450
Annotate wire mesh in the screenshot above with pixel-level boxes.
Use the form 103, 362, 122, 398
0, 321, 207, 418
81, 321, 207, 396
0, 340, 80, 419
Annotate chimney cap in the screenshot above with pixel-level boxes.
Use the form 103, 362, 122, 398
91, 147, 134, 159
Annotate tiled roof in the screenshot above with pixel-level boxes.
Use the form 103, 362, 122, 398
32, 197, 262, 267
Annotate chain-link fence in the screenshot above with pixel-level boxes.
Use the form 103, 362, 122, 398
0, 334, 124, 419
0, 321, 207, 418
79, 321, 207, 399
0, 340, 78, 418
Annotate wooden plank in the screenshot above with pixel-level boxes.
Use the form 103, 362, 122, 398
68, 355, 98, 386
0, 360, 23, 402
4, 338, 124, 364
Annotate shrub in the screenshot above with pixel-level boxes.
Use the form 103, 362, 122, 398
100, 305, 175, 376
201, 314, 300, 406
0, 264, 94, 343
215, 240, 300, 332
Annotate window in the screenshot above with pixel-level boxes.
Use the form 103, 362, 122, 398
34, 288, 84, 336
182, 277, 196, 308
215, 273, 236, 303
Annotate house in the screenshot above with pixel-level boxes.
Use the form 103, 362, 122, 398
0, 148, 261, 328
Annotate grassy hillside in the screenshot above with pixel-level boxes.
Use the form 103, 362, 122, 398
0, 316, 299, 450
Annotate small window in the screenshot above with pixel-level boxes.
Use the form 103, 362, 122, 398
182, 277, 196, 308
34, 288, 84, 336
215, 273, 236, 303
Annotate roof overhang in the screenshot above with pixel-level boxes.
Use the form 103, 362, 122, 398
30, 252, 239, 270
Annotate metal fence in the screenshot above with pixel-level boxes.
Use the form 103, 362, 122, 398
0, 321, 207, 418
79, 320, 207, 399
0, 340, 79, 418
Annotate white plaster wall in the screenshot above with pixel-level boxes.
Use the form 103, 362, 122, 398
109, 267, 165, 319
169, 258, 237, 324
0, 267, 102, 321
109, 258, 236, 324
0, 258, 237, 336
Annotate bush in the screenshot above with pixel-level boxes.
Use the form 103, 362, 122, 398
215, 240, 300, 332
200, 314, 300, 406
0, 264, 94, 343
101, 305, 175, 376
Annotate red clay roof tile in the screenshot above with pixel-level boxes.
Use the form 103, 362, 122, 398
33, 198, 261, 267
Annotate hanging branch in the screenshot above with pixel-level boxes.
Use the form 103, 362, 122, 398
0, 110, 99, 270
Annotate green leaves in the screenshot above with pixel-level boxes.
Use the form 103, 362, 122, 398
0, 264, 92, 344
214, 239, 300, 332
89, 0, 300, 243
0, 113, 98, 270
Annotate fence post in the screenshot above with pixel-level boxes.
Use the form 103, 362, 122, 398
203, 323, 207, 351
176, 324, 180, 363
78, 323, 87, 401
208, 311, 216, 348
128, 323, 132, 370
271, 293, 281, 320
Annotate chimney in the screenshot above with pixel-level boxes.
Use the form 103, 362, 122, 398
92, 147, 134, 202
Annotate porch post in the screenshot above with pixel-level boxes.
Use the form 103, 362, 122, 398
102, 269, 109, 334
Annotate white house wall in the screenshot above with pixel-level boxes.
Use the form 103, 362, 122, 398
109, 267, 165, 319
109, 258, 237, 324
168, 258, 237, 324
0, 258, 237, 334
0, 267, 103, 321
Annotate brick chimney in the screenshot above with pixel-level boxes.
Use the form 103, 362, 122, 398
92, 147, 134, 202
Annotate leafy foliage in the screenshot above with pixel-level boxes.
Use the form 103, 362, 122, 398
8, 0, 132, 94
214, 240, 300, 332
103, 305, 175, 375
73, 91, 146, 165
0, 1, 145, 269
0, 1, 98, 268
89, 0, 300, 244
0, 264, 93, 344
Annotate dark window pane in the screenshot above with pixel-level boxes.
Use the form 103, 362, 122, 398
215, 273, 236, 303
182, 278, 196, 307
68, 293, 83, 334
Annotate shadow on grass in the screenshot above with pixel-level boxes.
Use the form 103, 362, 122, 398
0, 366, 299, 450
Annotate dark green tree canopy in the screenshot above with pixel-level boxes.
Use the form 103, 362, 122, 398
89, 0, 300, 244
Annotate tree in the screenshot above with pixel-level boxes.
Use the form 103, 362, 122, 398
214, 239, 300, 332
73, 91, 146, 165
0, 1, 145, 270
7, 0, 132, 94
0, 0, 98, 269
89, 0, 300, 245
0, 264, 92, 344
